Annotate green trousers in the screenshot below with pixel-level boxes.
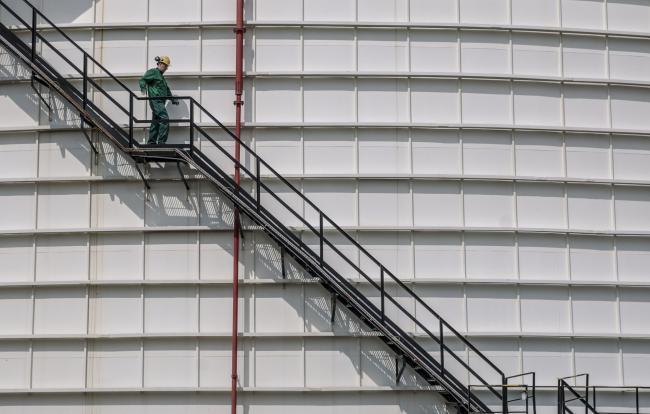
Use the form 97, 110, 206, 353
147, 99, 169, 144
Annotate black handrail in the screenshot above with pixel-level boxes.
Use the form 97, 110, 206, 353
468, 372, 537, 414
0, 1, 527, 412
190, 111, 504, 395
560, 379, 650, 414
590, 386, 649, 414
559, 375, 598, 414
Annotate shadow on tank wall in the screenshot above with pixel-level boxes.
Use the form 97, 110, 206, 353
1, 43, 245, 228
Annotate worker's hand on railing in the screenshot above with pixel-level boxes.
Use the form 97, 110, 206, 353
172, 95, 180, 106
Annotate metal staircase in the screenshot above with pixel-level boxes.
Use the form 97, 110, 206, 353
0, 1, 536, 413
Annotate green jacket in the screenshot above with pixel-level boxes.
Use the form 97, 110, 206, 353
139, 68, 174, 102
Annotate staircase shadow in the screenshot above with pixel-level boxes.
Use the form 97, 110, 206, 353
253, 230, 427, 389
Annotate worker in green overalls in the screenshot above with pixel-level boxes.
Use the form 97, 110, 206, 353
139, 55, 179, 145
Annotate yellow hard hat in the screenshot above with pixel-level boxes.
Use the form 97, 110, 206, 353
156, 55, 171, 66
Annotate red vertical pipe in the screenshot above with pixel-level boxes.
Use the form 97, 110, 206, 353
231, 0, 245, 414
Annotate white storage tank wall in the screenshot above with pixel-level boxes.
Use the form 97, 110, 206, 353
243, 0, 650, 389
243, 0, 650, 411
0, 2, 445, 414
2, 0, 650, 413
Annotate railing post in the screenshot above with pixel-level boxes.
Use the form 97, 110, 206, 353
636, 387, 639, 414
189, 100, 194, 153
558, 380, 563, 414
439, 319, 444, 377
319, 213, 324, 266
584, 377, 589, 414
128, 94, 134, 147
380, 267, 385, 322
30, 7, 36, 61
502, 375, 508, 414
82, 54, 87, 109
532, 373, 537, 414
255, 157, 261, 211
